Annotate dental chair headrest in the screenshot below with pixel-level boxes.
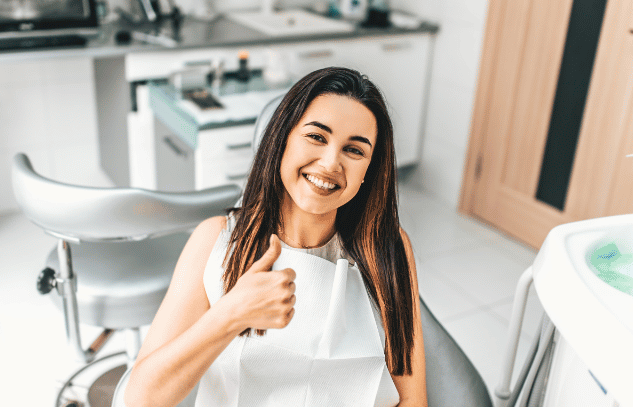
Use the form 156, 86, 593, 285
253, 94, 284, 153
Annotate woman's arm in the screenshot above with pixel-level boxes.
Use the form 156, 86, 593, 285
391, 228, 429, 407
125, 216, 239, 407
125, 218, 296, 407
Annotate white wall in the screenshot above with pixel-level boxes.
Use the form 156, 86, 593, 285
0, 57, 114, 213
0, 0, 490, 213
390, 0, 489, 208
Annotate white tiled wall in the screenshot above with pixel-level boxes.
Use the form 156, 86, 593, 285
0, 57, 114, 213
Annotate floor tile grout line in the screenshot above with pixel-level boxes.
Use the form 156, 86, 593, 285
437, 292, 541, 343
413, 238, 493, 267
478, 296, 544, 342
440, 304, 497, 324
421, 260, 496, 316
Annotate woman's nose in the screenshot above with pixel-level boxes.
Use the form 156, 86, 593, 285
319, 147, 342, 172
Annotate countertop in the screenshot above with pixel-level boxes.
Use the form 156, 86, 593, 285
148, 75, 292, 149
0, 13, 439, 63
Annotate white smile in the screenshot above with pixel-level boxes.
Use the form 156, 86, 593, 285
304, 174, 339, 190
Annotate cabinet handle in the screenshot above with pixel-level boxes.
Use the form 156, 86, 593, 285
226, 172, 249, 181
162, 137, 188, 158
381, 42, 412, 52
226, 141, 253, 150
185, 59, 212, 67
298, 50, 334, 59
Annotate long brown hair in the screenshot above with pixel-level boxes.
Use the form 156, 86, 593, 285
222, 67, 415, 375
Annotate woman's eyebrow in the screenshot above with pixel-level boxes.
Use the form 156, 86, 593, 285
304, 121, 373, 147
304, 121, 332, 133
350, 136, 373, 148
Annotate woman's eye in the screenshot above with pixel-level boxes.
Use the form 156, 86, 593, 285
307, 134, 325, 142
346, 147, 365, 156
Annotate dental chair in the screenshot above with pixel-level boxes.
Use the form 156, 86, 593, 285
109, 96, 493, 407
11, 154, 241, 407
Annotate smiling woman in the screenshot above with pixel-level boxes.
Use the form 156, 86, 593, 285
125, 67, 428, 407
279, 93, 377, 218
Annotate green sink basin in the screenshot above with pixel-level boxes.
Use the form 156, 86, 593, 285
589, 240, 633, 296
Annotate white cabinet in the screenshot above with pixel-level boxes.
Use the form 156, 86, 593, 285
335, 36, 430, 167
154, 116, 195, 192
150, 117, 254, 192
271, 36, 430, 167
365, 37, 429, 167
276, 41, 340, 79
194, 124, 254, 191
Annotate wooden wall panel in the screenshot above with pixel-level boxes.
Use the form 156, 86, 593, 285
460, 0, 633, 249
501, 0, 573, 196
565, 0, 633, 219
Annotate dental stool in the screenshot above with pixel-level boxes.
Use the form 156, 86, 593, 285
112, 95, 493, 407
11, 153, 241, 407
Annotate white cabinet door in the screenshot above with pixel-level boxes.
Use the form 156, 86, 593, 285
155, 117, 195, 192
326, 35, 430, 167
274, 41, 340, 79
346, 36, 430, 167
275, 35, 430, 167
195, 124, 255, 190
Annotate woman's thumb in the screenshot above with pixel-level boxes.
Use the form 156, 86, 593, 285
251, 234, 281, 272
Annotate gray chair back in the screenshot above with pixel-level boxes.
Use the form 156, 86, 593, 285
420, 296, 492, 407
253, 94, 284, 153
12, 153, 241, 242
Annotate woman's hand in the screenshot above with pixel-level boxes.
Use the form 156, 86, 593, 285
224, 234, 297, 331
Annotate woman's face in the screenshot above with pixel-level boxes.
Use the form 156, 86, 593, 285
279, 93, 378, 216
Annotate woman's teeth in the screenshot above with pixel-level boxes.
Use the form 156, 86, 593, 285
305, 174, 337, 190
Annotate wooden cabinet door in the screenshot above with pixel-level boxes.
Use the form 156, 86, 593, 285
459, 0, 633, 250
565, 13, 633, 220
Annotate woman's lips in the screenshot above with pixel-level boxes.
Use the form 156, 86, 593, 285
302, 173, 341, 195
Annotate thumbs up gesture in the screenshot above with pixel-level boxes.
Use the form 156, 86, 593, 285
225, 234, 297, 331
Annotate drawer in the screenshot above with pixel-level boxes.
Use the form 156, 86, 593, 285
197, 124, 256, 159
195, 151, 254, 190
155, 117, 195, 192
281, 42, 339, 79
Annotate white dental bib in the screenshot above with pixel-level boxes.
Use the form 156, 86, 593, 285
197, 227, 400, 407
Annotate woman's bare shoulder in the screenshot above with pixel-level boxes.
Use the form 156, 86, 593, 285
180, 216, 228, 263
197, 215, 228, 237
133, 215, 228, 364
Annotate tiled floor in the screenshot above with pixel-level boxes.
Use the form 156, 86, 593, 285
0, 174, 544, 406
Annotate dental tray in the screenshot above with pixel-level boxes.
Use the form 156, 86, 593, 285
183, 89, 224, 110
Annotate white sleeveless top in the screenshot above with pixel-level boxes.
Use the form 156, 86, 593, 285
195, 216, 400, 407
